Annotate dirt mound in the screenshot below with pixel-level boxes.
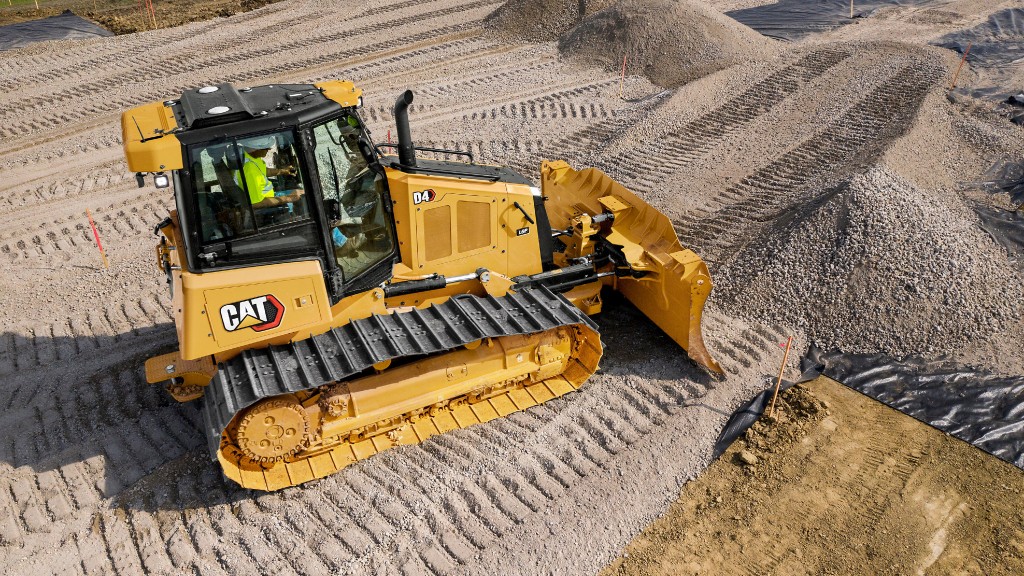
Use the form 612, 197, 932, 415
484, 0, 615, 42
725, 167, 1024, 362
603, 377, 1024, 575
557, 0, 778, 87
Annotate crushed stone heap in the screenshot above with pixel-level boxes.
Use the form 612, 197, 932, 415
726, 167, 1024, 361
557, 0, 778, 87
484, 0, 615, 42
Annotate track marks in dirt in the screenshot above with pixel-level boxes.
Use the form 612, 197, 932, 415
0, 309, 777, 574
0, 362, 200, 551
361, 59, 568, 122
0, 1, 901, 571
676, 62, 943, 265
313, 36, 500, 87
1, 196, 171, 263
495, 88, 675, 179
0, 2, 298, 89
1, 165, 134, 216
0, 2, 498, 144
397, 76, 622, 128
1, 0, 483, 100
599, 47, 853, 191
0, 294, 173, 379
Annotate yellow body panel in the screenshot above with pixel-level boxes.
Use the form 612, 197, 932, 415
121, 102, 183, 172
178, 260, 332, 360
158, 214, 389, 362
314, 80, 362, 107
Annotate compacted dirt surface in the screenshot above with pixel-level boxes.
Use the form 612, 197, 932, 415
1, 0, 1022, 574
602, 377, 1024, 576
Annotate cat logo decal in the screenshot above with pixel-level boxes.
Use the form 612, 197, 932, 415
220, 295, 285, 332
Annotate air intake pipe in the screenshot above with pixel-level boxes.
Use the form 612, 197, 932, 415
394, 90, 416, 167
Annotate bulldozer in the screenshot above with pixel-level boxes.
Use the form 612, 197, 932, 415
121, 80, 723, 491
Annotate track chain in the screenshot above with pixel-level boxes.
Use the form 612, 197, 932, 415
203, 286, 598, 458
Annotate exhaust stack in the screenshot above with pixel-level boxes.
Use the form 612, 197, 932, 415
394, 90, 416, 167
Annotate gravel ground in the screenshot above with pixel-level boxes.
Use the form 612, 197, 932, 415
0, 0, 1021, 574
484, 0, 615, 41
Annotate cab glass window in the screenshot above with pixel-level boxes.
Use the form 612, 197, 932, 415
311, 116, 395, 281
188, 130, 317, 267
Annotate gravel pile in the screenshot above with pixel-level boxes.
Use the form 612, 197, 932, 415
557, 0, 779, 87
725, 166, 1024, 361
484, 0, 614, 42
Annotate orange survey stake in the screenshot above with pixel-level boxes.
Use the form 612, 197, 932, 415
86, 209, 109, 269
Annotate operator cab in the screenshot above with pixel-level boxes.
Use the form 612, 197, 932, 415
128, 81, 398, 301
183, 114, 395, 286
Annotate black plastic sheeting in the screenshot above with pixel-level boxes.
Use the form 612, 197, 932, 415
726, 0, 926, 42
716, 347, 1024, 468
936, 8, 1024, 122
976, 157, 1024, 207
948, 88, 1024, 123
0, 10, 112, 51
936, 8, 1024, 69
965, 158, 1024, 262
803, 347, 1024, 469
713, 380, 796, 458
975, 204, 1024, 263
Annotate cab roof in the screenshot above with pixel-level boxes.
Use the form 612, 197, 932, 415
121, 80, 362, 173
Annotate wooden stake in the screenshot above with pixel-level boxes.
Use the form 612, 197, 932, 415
949, 42, 972, 90
767, 336, 794, 418
86, 209, 109, 269
850, 0, 854, 18
619, 54, 627, 99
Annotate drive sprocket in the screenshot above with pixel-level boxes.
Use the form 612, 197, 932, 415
235, 397, 311, 463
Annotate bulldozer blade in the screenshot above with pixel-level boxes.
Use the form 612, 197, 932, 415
541, 160, 725, 377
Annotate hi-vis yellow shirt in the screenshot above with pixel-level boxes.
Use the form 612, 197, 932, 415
234, 152, 275, 203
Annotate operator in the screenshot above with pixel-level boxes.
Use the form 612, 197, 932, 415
235, 135, 304, 210
313, 120, 365, 207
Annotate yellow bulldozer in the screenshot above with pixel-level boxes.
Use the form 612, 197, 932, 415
121, 80, 722, 491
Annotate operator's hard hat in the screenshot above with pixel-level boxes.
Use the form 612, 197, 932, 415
243, 135, 276, 149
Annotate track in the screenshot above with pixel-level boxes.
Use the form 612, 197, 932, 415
0, 0, 947, 572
